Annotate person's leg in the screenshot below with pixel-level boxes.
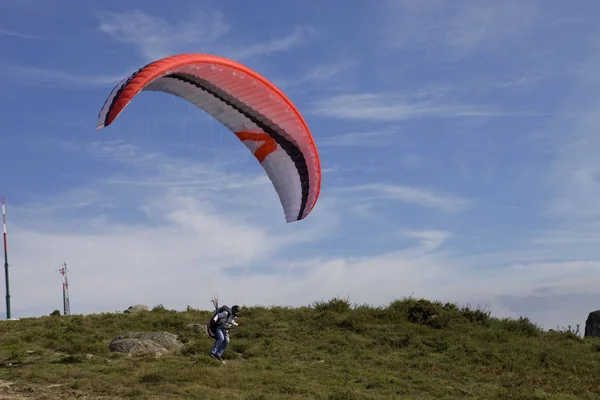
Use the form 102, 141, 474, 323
216, 329, 230, 357
210, 328, 224, 356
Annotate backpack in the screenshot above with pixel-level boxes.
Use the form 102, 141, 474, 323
206, 305, 230, 339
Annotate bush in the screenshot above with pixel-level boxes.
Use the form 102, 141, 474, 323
460, 305, 491, 326
313, 297, 352, 313
500, 316, 541, 337
405, 299, 455, 329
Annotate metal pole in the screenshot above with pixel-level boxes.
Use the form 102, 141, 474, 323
59, 263, 70, 316
2, 196, 11, 320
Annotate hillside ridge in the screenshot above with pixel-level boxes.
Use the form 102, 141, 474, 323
1, 297, 599, 399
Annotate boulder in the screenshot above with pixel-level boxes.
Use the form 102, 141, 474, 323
584, 310, 600, 337
123, 304, 149, 314
108, 331, 184, 355
108, 338, 166, 355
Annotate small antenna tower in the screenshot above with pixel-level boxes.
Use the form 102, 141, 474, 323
58, 262, 71, 316
2, 196, 11, 320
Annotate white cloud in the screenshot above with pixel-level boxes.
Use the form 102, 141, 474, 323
218, 238, 600, 330
269, 59, 358, 99
0, 26, 75, 41
383, 0, 544, 55
6, 139, 600, 330
318, 130, 397, 148
336, 183, 472, 212
9, 199, 277, 313
0, 63, 126, 88
310, 93, 519, 121
97, 9, 230, 62
227, 26, 315, 60
7, 137, 339, 315
52, 140, 284, 220
539, 25, 600, 223
97, 9, 313, 62
545, 103, 600, 219
0, 28, 40, 39
301, 61, 357, 82
404, 230, 451, 253
7, 205, 456, 316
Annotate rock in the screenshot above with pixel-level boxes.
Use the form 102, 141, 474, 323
126, 332, 184, 351
123, 304, 149, 314
187, 323, 204, 333
108, 338, 167, 355
108, 331, 184, 355
584, 310, 600, 337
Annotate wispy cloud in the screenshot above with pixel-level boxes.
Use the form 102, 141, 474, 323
97, 9, 230, 61
7, 136, 344, 314
400, 229, 452, 254
311, 92, 517, 121
383, 0, 545, 55
0, 63, 126, 87
543, 27, 600, 220
0, 28, 41, 39
271, 59, 358, 96
546, 104, 600, 219
97, 9, 313, 62
233, 236, 600, 329
318, 129, 397, 148
337, 183, 472, 212
59, 139, 269, 200
226, 26, 315, 60
54, 139, 338, 243
0, 27, 76, 41
8, 142, 598, 330
7, 202, 446, 316
533, 224, 600, 245
300, 60, 357, 82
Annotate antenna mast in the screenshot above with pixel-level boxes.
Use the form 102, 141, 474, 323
2, 196, 10, 320
58, 262, 70, 316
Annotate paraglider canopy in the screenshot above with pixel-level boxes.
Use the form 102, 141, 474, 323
96, 53, 321, 223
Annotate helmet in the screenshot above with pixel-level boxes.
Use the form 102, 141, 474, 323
231, 305, 240, 315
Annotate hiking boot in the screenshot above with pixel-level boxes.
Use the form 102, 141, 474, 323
209, 353, 217, 359
215, 355, 225, 362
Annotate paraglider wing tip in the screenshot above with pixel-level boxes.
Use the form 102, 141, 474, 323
286, 214, 303, 223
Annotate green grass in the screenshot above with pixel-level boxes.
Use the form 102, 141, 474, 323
1, 297, 599, 399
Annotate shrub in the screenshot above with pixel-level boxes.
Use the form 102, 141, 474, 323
460, 305, 491, 326
500, 316, 541, 337
406, 299, 444, 326
313, 297, 352, 313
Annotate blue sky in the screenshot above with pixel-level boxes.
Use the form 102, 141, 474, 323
1, 0, 600, 330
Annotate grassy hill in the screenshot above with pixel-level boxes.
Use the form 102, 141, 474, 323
1, 297, 599, 400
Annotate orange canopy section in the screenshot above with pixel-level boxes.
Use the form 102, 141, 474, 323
96, 53, 321, 223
